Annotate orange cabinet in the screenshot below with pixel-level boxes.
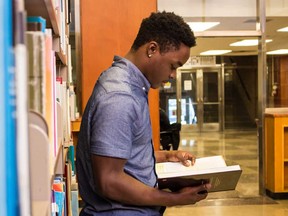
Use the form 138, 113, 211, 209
265, 108, 288, 199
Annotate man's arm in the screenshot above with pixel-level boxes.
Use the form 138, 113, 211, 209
91, 154, 209, 207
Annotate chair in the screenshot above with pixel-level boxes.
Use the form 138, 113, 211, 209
159, 109, 181, 150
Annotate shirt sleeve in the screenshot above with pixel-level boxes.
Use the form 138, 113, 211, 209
90, 92, 138, 159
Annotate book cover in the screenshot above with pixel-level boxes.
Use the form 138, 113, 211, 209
156, 155, 242, 192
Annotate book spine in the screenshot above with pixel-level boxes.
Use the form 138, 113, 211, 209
52, 56, 58, 157
26, 31, 46, 116
68, 145, 75, 176
44, 28, 57, 171
60, 0, 66, 55
14, 0, 32, 215
71, 190, 79, 216
0, 0, 7, 215
3, 0, 20, 215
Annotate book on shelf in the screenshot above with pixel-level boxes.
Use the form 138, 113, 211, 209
1, 0, 19, 215
44, 28, 57, 159
28, 122, 51, 216
52, 177, 66, 216
0, 3, 6, 213
26, 30, 46, 115
27, 16, 46, 32
15, 1, 32, 216
156, 155, 242, 193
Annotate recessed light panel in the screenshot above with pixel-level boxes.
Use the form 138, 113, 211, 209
230, 39, 272, 46
187, 22, 220, 32
277, 27, 288, 32
200, 50, 232, 55
267, 49, 288, 55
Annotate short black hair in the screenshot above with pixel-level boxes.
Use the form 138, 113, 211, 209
131, 11, 196, 53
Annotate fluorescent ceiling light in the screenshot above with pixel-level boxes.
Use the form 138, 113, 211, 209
187, 22, 220, 32
277, 27, 288, 32
200, 50, 232, 55
230, 39, 272, 46
267, 49, 288, 55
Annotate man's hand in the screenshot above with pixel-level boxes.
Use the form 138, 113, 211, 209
169, 183, 211, 206
155, 150, 196, 166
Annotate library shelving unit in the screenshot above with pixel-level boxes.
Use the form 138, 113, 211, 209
265, 107, 288, 199
23, 0, 78, 215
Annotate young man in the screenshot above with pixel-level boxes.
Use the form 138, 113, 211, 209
76, 11, 211, 216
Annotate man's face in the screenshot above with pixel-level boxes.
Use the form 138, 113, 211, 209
147, 43, 190, 89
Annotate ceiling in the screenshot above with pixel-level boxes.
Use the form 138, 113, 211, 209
157, 0, 288, 56
187, 16, 288, 56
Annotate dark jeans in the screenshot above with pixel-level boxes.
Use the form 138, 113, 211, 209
79, 206, 166, 216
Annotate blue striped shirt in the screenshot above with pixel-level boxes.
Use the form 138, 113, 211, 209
76, 56, 162, 215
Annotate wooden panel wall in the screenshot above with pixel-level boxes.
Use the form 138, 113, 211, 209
80, 0, 160, 149
280, 56, 288, 106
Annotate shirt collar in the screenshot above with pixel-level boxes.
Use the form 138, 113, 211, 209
113, 55, 151, 94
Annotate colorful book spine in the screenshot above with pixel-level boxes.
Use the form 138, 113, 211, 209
2, 0, 20, 215
44, 28, 55, 167
68, 145, 75, 176
0, 0, 7, 214
52, 55, 58, 157
52, 178, 66, 216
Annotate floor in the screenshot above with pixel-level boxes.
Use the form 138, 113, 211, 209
164, 129, 288, 216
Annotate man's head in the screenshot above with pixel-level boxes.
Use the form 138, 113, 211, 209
131, 11, 196, 53
129, 11, 196, 89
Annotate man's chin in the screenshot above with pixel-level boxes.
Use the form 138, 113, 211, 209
150, 81, 168, 89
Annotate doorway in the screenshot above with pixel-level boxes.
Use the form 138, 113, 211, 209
157, 0, 268, 197
159, 65, 224, 132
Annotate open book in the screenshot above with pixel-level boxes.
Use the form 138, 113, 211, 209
156, 155, 242, 192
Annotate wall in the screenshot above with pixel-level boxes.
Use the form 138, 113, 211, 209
267, 56, 288, 107
80, 0, 160, 149
279, 56, 288, 106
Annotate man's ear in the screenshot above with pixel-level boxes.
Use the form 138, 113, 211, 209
147, 41, 158, 58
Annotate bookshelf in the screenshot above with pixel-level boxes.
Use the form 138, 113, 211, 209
25, 0, 68, 65
23, 0, 79, 215
25, 0, 61, 35
265, 108, 288, 199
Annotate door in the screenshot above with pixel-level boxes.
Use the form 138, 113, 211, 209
176, 65, 224, 132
